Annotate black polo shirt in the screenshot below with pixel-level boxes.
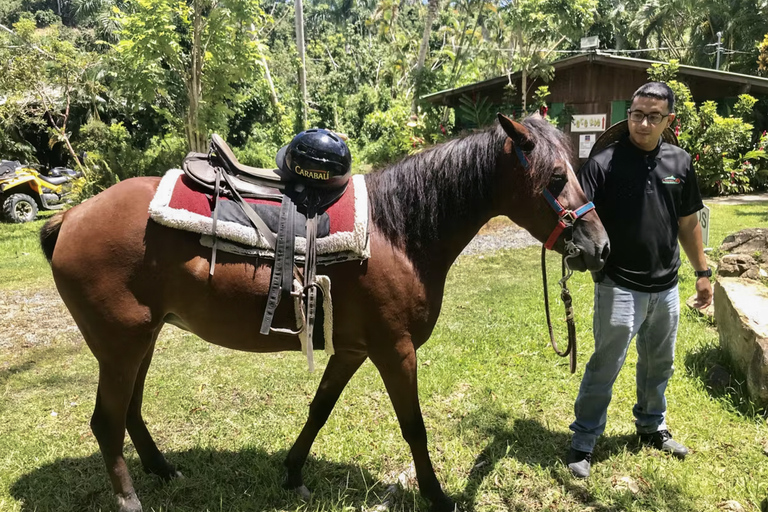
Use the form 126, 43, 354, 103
578, 134, 704, 293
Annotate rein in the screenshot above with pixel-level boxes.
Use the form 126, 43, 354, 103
514, 144, 594, 373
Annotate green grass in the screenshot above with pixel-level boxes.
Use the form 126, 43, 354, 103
0, 212, 57, 289
1, 203, 767, 511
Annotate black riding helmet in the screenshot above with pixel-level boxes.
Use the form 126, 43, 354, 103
275, 128, 352, 213
276, 128, 351, 190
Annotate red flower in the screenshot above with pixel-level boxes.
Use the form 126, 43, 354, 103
541, 106, 549, 116
730, 172, 735, 178
695, 154, 700, 161
439, 124, 446, 135
675, 125, 680, 137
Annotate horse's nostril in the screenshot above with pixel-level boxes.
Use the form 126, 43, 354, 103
600, 243, 610, 261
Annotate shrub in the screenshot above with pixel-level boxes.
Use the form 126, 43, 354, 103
34, 10, 59, 27
650, 61, 767, 195
139, 133, 189, 176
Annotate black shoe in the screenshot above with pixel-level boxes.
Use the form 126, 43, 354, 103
566, 448, 592, 478
639, 429, 688, 459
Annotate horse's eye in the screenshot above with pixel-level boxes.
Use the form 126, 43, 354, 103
551, 173, 568, 187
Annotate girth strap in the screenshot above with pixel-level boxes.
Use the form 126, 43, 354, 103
260, 194, 297, 335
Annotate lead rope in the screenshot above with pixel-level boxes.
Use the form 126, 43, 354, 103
541, 244, 578, 373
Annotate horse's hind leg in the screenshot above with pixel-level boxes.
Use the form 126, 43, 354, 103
126, 332, 181, 481
284, 352, 367, 495
369, 342, 455, 512
89, 332, 156, 512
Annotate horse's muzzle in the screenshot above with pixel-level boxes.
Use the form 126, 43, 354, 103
567, 239, 610, 272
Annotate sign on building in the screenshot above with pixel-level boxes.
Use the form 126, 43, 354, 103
579, 134, 597, 158
580, 36, 599, 50
697, 204, 710, 247
571, 114, 607, 132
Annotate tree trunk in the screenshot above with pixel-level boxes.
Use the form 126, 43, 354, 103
521, 67, 527, 112
186, 0, 206, 153
295, 0, 308, 130
412, 0, 440, 114
260, 56, 280, 110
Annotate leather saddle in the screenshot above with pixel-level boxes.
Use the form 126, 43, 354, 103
182, 134, 347, 372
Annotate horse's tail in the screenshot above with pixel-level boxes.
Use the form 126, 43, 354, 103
40, 212, 65, 263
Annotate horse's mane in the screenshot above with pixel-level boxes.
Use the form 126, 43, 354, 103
365, 115, 571, 254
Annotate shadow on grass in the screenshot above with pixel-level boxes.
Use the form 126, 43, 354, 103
0, 344, 83, 387
683, 342, 766, 418
733, 205, 768, 222
458, 408, 696, 512
11, 448, 411, 512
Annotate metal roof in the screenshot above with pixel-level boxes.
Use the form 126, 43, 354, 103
421, 52, 768, 103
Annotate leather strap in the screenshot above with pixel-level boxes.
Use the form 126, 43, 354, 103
220, 171, 278, 248
304, 212, 318, 372
541, 245, 577, 373
209, 169, 222, 277
260, 194, 297, 335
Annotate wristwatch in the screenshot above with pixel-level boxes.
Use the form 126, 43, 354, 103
694, 268, 712, 278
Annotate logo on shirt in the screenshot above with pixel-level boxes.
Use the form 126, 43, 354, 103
661, 176, 681, 185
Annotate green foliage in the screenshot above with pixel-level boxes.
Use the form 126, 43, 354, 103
529, 85, 551, 114
113, 0, 268, 151
650, 62, 767, 195
457, 94, 495, 128
233, 137, 281, 169
34, 9, 60, 27
359, 102, 414, 166
734, 94, 758, 120
358, 98, 449, 167
140, 132, 189, 176
647, 60, 681, 83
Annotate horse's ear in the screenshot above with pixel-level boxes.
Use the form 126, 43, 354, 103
497, 113, 535, 152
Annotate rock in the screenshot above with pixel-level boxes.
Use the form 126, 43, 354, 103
718, 500, 746, 511
719, 228, 768, 274
717, 254, 761, 280
714, 278, 768, 408
686, 293, 715, 319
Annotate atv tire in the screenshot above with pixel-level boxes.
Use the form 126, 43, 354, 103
3, 193, 38, 223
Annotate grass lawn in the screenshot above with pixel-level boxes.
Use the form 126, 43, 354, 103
1, 201, 767, 512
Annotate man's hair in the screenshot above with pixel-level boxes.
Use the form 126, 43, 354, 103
631, 82, 675, 113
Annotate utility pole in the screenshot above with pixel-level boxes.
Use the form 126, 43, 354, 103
715, 31, 723, 70
295, 0, 308, 130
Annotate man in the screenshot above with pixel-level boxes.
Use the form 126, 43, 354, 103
566, 82, 713, 478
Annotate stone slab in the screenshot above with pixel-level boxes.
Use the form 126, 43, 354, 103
714, 278, 768, 408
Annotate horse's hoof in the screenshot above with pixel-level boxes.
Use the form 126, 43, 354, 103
116, 491, 143, 512
294, 485, 311, 500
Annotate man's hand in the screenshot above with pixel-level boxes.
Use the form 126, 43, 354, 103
694, 276, 713, 309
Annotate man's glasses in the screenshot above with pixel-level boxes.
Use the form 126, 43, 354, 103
627, 110, 669, 125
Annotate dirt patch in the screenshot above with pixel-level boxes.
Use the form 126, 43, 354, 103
0, 286, 80, 351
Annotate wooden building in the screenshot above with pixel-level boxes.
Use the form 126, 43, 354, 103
421, 52, 768, 161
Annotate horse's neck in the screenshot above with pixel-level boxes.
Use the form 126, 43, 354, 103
425, 203, 497, 272
409, 172, 500, 278
367, 129, 504, 278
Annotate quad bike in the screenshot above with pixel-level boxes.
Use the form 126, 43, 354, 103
0, 160, 82, 223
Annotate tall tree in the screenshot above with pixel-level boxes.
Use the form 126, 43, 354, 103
412, 0, 440, 114
114, 0, 267, 152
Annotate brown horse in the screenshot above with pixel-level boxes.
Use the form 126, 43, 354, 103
40, 114, 608, 512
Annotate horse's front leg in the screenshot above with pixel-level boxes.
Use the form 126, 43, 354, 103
370, 341, 455, 512
284, 352, 368, 496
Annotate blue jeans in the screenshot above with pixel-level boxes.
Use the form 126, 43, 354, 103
570, 275, 679, 453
